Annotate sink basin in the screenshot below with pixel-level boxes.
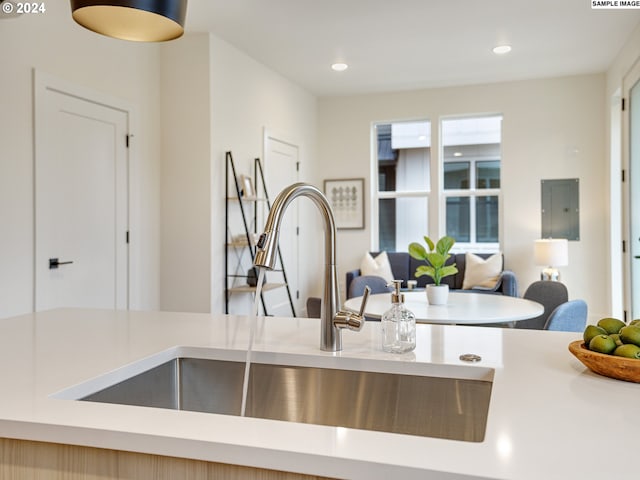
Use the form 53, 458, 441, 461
75, 350, 493, 442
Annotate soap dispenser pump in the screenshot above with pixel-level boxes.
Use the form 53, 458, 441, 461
381, 280, 416, 353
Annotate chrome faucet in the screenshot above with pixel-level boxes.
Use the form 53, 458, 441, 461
254, 182, 370, 352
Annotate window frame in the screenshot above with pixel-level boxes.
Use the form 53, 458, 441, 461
440, 115, 502, 253
371, 121, 431, 252
371, 115, 502, 253
442, 194, 501, 251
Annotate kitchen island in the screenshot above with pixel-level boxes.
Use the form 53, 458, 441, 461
0, 308, 637, 479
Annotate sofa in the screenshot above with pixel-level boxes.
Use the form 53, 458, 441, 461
346, 251, 518, 298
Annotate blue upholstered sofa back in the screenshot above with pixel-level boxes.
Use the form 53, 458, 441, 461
346, 251, 518, 298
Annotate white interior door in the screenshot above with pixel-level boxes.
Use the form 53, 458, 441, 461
624, 61, 640, 319
35, 78, 129, 311
263, 134, 299, 316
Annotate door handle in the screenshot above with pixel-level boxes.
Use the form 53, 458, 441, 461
49, 258, 74, 269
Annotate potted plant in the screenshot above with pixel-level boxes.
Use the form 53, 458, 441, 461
408, 236, 458, 305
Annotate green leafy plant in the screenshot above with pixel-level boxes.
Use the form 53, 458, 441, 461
408, 236, 458, 286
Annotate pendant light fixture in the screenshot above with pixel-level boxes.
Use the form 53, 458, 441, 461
70, 0, 187, 42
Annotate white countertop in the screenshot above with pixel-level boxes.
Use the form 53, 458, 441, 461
0, 308, 638, 480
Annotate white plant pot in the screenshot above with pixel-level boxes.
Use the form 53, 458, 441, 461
426, 284, 449, 305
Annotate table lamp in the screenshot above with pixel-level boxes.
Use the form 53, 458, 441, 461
534, 238, 568, 281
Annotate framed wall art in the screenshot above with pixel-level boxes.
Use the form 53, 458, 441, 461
323, 178, 365, 230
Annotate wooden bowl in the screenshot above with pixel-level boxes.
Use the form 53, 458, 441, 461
568, 340, 640, 383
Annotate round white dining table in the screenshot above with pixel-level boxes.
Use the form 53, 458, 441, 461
343, 291, 544, 325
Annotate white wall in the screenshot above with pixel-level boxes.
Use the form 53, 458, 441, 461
0, 5, 162, 319
158, 34, 319, 315
209, 35, 319, 314
318, 74, 608, 321
159, 34, 212, 313
606, 23, 640, 98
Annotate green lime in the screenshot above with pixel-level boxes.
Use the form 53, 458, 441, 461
620, 325, 640, 347
597, 317, 626, 335
611, 333, 624, 347
583, 325, 607, 346
589, 335, 616, 354
613, 344, 640, 359
630, 319, 640, 327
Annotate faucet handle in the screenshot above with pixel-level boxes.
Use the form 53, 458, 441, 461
358, 286, 371, 317
334, 286, 371, 332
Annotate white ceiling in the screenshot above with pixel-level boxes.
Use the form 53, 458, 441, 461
185, 0, 640, 97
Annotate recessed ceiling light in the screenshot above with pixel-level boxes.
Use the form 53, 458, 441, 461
492, 45, 512, 55
453, 152, 463, 157
331, 63, 348, 72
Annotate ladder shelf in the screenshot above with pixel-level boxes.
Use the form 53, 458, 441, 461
224, 151, 296, 317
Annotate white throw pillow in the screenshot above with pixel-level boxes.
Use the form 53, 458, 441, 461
360, 252, 394, 283
462, 253, 503, 290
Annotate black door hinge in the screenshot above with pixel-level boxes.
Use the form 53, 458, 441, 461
126, 134, 132, 148
623, 239, 626, 253
622, 98, 626, 111
296, 226, 299, 235
126, 231, 130, 244
296, 161, 300, 172
296, 290, 300, 299
622, 169, 626, 182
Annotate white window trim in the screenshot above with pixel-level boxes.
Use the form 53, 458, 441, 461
377, 190, 430, 199
371, 120, 432, 251
371, 116, 502, 253
441, 118, 502, 252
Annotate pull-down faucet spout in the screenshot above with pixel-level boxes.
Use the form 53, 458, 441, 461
254, 183, 369, 352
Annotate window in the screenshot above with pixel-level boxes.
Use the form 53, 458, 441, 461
373, 115, 501, 252
374, 122, 430, 252
442, 116, 501, 248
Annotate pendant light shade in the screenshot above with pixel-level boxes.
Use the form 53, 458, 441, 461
70, 0, 187, 42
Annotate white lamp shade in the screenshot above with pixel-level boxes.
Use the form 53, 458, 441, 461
534, 239, 568, 266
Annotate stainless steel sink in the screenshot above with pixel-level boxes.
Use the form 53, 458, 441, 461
80, 356, 492, 442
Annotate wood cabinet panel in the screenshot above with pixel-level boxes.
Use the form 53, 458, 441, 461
0, 438, 334, 480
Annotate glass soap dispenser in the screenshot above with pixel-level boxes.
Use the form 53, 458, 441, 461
381, 280, 416, 353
